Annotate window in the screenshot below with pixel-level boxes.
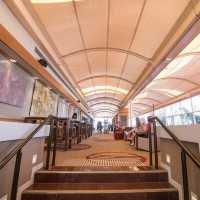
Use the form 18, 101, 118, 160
192, 95, 200, 112
193, 112, 200, 124
180, 99, 192, 114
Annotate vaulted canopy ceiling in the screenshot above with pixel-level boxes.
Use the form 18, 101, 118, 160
13, 0, 196, 117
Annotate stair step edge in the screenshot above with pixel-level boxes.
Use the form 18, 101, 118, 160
23, 188, 178, 194
36, 169, 167, 174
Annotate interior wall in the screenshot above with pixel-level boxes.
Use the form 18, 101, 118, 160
160, 138, 200, 200
0, 138, 45, 200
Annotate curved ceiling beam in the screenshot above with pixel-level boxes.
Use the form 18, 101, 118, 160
143, 89, 176, 98
84, 88, 127, 96
78, 75, 134, 85
135, 97, 161, 104
88, 100, 119, 106
89, 102, 119, 108
131, 106, 147, 111
92, 109, 116, 114
154, 77, 200, 87
131, 102, 154, 108
61, 47, 151, 63
85, 92, 123, 99
87, 97, 121, 103
91, 106, 118, 111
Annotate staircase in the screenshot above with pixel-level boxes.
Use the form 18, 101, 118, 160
22, 166, 178, 200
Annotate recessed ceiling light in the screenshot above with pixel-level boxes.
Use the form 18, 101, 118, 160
9, 58, 17, 63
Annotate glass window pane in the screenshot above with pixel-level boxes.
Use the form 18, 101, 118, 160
172, 102, 181, 115
181, 113, 193, 125
180, 99, 192, 114
192, 95, 200, 112
165, 105, 173, 116
174, 115, 182, 125
193, 112, 200, 124
166, 116, 174, 126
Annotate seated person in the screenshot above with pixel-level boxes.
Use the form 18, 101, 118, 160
129, 117, 150, 146
124, 117, 141, 144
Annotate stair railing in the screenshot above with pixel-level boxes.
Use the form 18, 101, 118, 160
148, 116, 200, 200
0, 115, 57, 200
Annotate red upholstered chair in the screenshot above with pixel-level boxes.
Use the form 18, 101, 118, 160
114, 127, 124, 140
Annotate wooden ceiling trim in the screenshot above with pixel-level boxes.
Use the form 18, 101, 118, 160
78, 74, 134, 85
89, 102, 119, 108
61, 47, 151, 62
87, 97, 121, 103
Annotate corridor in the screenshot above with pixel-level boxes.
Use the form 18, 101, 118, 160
55, 133, 149, 169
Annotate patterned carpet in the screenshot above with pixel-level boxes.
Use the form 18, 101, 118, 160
55, 134, 149, 167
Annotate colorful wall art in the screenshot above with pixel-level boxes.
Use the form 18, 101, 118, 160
30, 80, 58, 117
57, 98, 69, 118
0, 56, 28, 107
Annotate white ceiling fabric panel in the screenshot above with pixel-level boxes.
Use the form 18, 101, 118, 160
146, 79, 194, 95
106, 77, 120, 87
107, 51, 126, 76
90, 104, 118, 110
93, 77, 106, 86
118, 81, 132, 91
122, 55, 147, 82
28, 0, 193, 116
64, 54, 90, 81
79, 79, 93, 89
130, 0, 190, 58
136, 92, 170, 102
33, 2, 83, 54
75, 0, 108, 48
109, 0, 144, 49
87, 51, 107, 75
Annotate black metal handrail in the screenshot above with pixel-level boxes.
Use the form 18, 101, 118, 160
0, 115, 56, 169
0, 115, 93, 200
149, 116, 200, 168
0, 115, 56, 200
148, 116, 200, 200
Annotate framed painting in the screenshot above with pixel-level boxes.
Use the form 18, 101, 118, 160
30, 80, 58, 117
0, 55, 28, 107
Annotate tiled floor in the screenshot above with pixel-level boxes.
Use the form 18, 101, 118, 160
55, 133, 149, 167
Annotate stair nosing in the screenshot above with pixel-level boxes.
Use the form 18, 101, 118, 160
23, 188, 177, 194
37, 169, 167, 174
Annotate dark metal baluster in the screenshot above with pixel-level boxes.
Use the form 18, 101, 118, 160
181, 151, 189, 200
11, 150, 22, 200
152, 119, 158, 169
52, 119, 58, 167
46, 118, 54, 169
148, 122, 153, 167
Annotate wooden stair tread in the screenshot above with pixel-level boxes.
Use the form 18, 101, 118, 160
27, 182, 174, 191
49, 165, 157, 171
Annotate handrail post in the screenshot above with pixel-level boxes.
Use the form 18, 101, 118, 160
11, 150, 22, 200
152, 118, 158, 169
52, 118, 58, 167
148, 118, 153, 167
46, 117, 54, 169
181, 151, 189, 200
